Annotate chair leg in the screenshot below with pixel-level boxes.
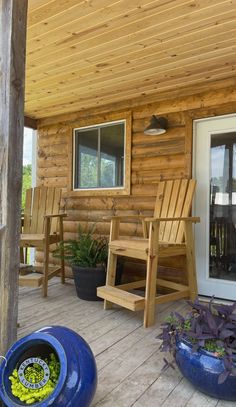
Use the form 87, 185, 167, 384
42, 241, 49, 298
185, 221, 198, 301
144, 253, 158, 328
59, 217, 65, 284
104, 218, 120, 309
25, 247, 28, 263
144, 220, 159, 328
20, 247, 24, 263
104, 251, 118, 310
20, 247, 28, 264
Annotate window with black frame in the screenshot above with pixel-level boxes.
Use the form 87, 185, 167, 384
73, 121, 125, 190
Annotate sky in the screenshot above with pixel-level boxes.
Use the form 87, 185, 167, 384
23, 127, 33, 165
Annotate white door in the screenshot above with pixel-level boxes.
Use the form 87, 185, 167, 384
193, 114, 236, 300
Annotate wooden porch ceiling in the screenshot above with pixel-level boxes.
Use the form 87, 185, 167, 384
26, 0, 236, 119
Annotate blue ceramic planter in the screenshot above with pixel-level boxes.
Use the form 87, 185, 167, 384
0, 326, 97, 407
175, 339, 236, 401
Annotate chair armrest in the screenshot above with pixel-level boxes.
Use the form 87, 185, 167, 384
145, 216, 200, 223
44, 214, 67, 219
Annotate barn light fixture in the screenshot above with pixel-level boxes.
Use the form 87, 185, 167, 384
144, 115, 168, 135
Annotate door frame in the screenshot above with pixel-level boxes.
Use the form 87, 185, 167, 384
192, 113, 236, 300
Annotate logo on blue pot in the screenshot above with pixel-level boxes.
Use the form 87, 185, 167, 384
18, 357, 50, 389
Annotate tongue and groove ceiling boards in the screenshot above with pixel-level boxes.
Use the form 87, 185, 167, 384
26, 0, 236, 119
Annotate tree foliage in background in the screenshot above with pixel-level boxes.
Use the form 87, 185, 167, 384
79, 152, 115, 188
22, 164, 32, 208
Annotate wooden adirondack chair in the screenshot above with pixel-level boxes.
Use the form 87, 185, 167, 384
20, 186, 66, 297
97, 179, 200, 327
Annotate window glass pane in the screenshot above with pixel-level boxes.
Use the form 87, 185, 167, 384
74, 121, 125, 190
100, 123, 124, 188
75, 129, 98, 188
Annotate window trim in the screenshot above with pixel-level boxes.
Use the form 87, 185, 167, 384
68, 112, 131, 196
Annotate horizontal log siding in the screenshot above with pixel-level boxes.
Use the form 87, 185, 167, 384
36, 86, 236, 280
37, 111, 186, 233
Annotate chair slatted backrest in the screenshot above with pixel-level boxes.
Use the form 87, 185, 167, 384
154, 179, 196, 244
23, 187, 62, 234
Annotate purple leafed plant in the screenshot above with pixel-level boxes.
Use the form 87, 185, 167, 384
158, 298, 236, 384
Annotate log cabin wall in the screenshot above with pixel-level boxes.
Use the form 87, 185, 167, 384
36, 85, 236, 280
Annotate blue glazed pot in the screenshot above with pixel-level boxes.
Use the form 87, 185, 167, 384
175, 339, 236, 401
0, 326, 97, 407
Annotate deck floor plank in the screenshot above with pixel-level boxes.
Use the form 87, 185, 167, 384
185, 391, 218, 407
132, 366, 183, 407
18, 279, 222, 407
160, 377, 196, 407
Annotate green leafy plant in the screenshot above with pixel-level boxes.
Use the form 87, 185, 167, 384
9, 353, 60, 405
54, 224, 108, 268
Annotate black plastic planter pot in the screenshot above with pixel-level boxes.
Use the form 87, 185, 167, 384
0, 326, 97, 407
72, 263, 123, 301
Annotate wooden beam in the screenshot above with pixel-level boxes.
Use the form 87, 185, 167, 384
0, 0, 28, 356
24, 116, 37, 130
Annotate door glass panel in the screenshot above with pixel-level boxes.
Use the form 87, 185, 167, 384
210, 132, 236, 280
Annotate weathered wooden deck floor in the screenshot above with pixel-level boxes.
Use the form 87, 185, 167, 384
18, 279, 234, 407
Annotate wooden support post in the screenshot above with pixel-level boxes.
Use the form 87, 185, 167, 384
0, 0, 28, 355
24, 116, 38, 130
